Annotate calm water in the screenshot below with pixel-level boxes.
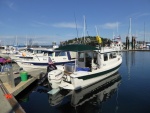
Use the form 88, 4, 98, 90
16, 51, 150, 113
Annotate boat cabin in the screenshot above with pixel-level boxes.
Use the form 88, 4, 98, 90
71, 49, 119, 72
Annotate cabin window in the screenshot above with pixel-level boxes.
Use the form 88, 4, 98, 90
109, 53, 113, 59
59, 51, 66, 56
93, 52, 97, 64
85, 52, 92, 58
48, 52, 53, 57
112, 52, 117, 58
0, 47, 5, 49
55, 52, 59, 56
55, 51, 66, 57
37, 50, 42, 53
34, 50, 38, 54
28, 49, 33, 53
104, 53, 108, 61
78, 52, 84, 62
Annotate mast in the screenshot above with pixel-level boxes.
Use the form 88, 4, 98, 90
74, 13, 79, 39
129, 18, 132, 42
83, 15, 86, 44
144, 22, 145, 43
16, 35, 18, 46
113, 32, 115, 43
95, 26, 99, 36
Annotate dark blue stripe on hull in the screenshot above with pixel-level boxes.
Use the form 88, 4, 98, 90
22, 61, 75, 66
78, 64, 121, 80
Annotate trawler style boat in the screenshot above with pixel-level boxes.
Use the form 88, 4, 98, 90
48, 44, 122, 91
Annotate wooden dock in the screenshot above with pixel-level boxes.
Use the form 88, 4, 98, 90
0, 63, 47, 113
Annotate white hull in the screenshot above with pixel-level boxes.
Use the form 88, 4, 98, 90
59, 62, 121, 90
16, 62, 47, 71
14, 50, 75, 72
16, 61, 65, 72
48, 72, 121, 106
47, 45, 123, 91
49, 55, 122, 90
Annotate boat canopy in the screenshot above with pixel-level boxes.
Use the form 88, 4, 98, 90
55, 44, 99, 52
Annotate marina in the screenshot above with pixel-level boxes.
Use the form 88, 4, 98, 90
0, 1, 150, 113
17, 51, 150, 113
0, 50, 150, 113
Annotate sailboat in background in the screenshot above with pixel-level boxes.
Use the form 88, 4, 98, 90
0, 36, 26, 58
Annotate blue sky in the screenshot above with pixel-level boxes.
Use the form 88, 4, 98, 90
0, 0, 150, 45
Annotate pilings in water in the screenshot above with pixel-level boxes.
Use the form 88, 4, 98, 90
126, 36, 136, 50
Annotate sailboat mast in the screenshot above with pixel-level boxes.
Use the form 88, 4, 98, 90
113, 32, 115, 43
144, 22, 145, 43
16, 35, 18, 46
117, 22, 118, 36
74, 13, 79, 39
129, 18, 132, 42
83, 15, 86, 44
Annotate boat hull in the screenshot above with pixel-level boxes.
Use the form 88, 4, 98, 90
16, 60, 75, 72
59, 60, 122, 90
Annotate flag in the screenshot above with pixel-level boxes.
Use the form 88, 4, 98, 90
96, 36, 102, 44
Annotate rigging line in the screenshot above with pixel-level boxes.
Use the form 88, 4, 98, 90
74, 12, 79, 39
84, 16, 89, 36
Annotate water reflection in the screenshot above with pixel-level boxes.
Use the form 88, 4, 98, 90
48, 72, 121, 113
125, 51, 135, 80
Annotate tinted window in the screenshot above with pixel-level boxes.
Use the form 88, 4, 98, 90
104, 53, 108, 61
78, 52, 84, 62
55, 51, 66, 56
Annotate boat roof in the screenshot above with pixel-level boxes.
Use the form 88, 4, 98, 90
55, 44, 99, 52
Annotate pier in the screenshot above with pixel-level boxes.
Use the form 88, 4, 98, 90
0, 63, 46, 113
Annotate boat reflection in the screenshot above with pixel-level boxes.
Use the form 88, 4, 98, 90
48, 72, 121, 112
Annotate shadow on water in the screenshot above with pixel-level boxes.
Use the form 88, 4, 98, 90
16, 72, 121, 113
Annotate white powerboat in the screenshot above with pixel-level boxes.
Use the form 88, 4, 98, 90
14, 50, 76, 71
48, 44, 122, 90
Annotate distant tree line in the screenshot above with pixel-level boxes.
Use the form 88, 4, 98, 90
60, 36, 112, 47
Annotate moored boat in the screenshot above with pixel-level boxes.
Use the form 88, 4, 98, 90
14, 50, 76, 71
48, 44, 122, 90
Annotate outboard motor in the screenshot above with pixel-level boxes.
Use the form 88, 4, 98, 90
48, 70, 64, 89
38, 63, 57, 85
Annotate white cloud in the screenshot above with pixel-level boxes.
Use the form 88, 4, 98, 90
102, 22, 120, 29
128, 12, 150, 19
137, 13, 150, 18
31, 21, 51, 27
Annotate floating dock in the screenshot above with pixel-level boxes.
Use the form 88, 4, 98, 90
0, 63, 47, 113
